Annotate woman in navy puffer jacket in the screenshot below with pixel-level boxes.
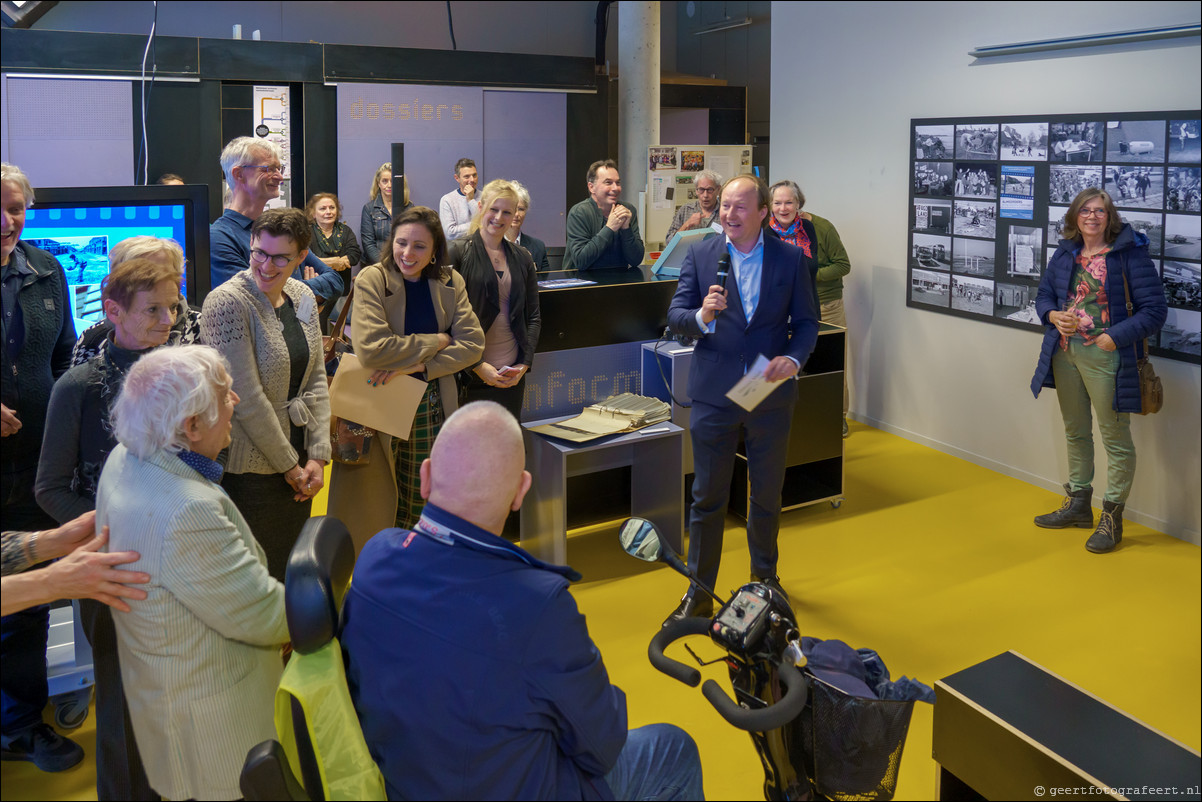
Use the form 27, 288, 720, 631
1030, 188, 1165, 554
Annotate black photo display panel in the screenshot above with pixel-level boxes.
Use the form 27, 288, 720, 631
908, 111, 1202, 365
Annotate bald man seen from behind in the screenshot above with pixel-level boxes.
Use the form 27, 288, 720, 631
340, 401, 705, 800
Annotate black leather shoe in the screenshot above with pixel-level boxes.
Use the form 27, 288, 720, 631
752, 573, 789, 602
662, 593, 713, 627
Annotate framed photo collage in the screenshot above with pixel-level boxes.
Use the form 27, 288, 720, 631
908, 111, 1202, 365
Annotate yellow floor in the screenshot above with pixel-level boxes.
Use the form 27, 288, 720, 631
3, 421, 1199, 800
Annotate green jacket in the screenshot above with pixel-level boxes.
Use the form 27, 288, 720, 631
809, 213, 851, 304
563, 198, 644, 270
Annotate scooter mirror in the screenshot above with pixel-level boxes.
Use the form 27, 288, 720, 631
618, 517, 661, 562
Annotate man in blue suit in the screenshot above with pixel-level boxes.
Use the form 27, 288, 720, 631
664, 174, 819, 624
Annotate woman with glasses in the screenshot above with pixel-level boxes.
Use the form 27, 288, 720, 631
1031, 188, 1165, 553
769, 179, 852, 435
200, 208, 331, 580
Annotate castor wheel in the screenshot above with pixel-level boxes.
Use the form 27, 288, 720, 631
53, 688, 92, 730
830, 499, 843, 509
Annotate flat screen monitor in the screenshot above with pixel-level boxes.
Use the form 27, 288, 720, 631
24, 184, 210, 334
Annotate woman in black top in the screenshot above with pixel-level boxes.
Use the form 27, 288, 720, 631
450, 179, 541, 419
305, 192, 361, 332
359, 162, 412, 266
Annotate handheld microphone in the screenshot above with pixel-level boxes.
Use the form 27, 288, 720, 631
714, 254, 731, 317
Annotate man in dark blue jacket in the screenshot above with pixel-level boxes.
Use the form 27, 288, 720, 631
340, 401, 703, 800
665, 175, 819, 624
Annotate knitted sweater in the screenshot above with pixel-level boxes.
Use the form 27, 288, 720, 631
808, 213, 851, 304
200, 270, 331, 474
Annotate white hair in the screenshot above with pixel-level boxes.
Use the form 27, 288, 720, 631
219, 136, 282, 189
695, 169, 723, 189
511, 180, 531, 208
1, 163, 35, 208
111, 345, 231, 458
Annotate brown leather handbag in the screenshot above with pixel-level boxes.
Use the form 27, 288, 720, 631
1121, 270, 1163, 415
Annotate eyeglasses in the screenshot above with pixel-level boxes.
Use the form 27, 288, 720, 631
696, 186, 717, 194
250, 248, 298, 268
1078, 208, 1107, 218
243, 163, 285, 176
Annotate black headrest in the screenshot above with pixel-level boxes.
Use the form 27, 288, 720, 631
284, 516, 355, 655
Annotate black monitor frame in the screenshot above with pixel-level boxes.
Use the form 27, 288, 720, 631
29, 183, 212, 305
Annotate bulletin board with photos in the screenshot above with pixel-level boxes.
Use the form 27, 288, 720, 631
908, 111, 1201, 365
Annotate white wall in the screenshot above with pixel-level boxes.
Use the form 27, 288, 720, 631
771, 1, 1201, 541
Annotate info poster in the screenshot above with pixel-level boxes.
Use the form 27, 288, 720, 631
253, 85, 291, 210
1000, 165, 1035, 219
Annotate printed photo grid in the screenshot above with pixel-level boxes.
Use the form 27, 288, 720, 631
909, 111, 1201, 365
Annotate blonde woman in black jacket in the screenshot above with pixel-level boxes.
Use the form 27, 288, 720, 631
449, 179, 541, 419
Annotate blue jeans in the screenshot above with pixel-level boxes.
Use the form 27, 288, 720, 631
604, 723, 705, 801
1052, 340, 1135, 503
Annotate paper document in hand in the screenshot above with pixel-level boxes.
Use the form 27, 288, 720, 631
328, 352, 426, 440
725, 353, 778, 411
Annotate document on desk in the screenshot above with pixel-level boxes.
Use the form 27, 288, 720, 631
725, 353, 776, 412
328, 353, 426, 440
528, 393, 672, 443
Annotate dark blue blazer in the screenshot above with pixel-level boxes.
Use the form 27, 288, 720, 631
667, 232, 820, 409
516, 232, 550, 272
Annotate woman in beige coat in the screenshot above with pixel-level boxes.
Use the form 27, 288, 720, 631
327, 206, 483, 552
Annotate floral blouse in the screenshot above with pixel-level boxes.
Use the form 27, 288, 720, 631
1062, 247, 1111, 349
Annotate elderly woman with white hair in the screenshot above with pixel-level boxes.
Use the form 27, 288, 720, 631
97, 344, 288, 801
69, 236, 201, 366
505, 180, 550, 272
665, 169, 723, 241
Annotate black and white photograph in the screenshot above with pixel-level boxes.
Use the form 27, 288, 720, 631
1165, 214, 1202, 261
1047, 206, 1070, 245
1158, 308, 1201, 357
952, 237, 995, 276
1000, 122, 1048, 161
1167, 167, 1201, 212
953, 200, 996, 238
954, 163, 998, 198
1120, 211, 1163, 256
1049, 165, 1102, 205
26, 235, 109, 285
951, 274, 994, 315
649, 146, 677, 171
1050, 121, 1104, 163
1007, 225, 1043, 278
910, 269, 950, 307
1163, 261, 1201, 310
955, 124, 998, 160
1168, 119, 1201, 164
914, 161, 955, 197
1105, 119, 1166, 164
915, 125, 953, 160
70, 283, 105, 327
996, 282, 1039, 323
1106, 166, 1164, 210
913, 198, 952, 235
910, 233, 952, 270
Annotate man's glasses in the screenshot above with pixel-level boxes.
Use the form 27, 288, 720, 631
243, 163, 285, 176
250, 248, 297, 268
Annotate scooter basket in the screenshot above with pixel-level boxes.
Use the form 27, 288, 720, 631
800, 673, 915, 801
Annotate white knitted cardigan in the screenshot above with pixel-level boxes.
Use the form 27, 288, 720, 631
199, 270, 331, 474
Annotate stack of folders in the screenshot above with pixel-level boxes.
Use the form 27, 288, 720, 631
529, 393, 672, 443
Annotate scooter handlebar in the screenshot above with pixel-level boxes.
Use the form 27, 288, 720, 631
647, 617, 711, 687
700, 658, 809, 732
